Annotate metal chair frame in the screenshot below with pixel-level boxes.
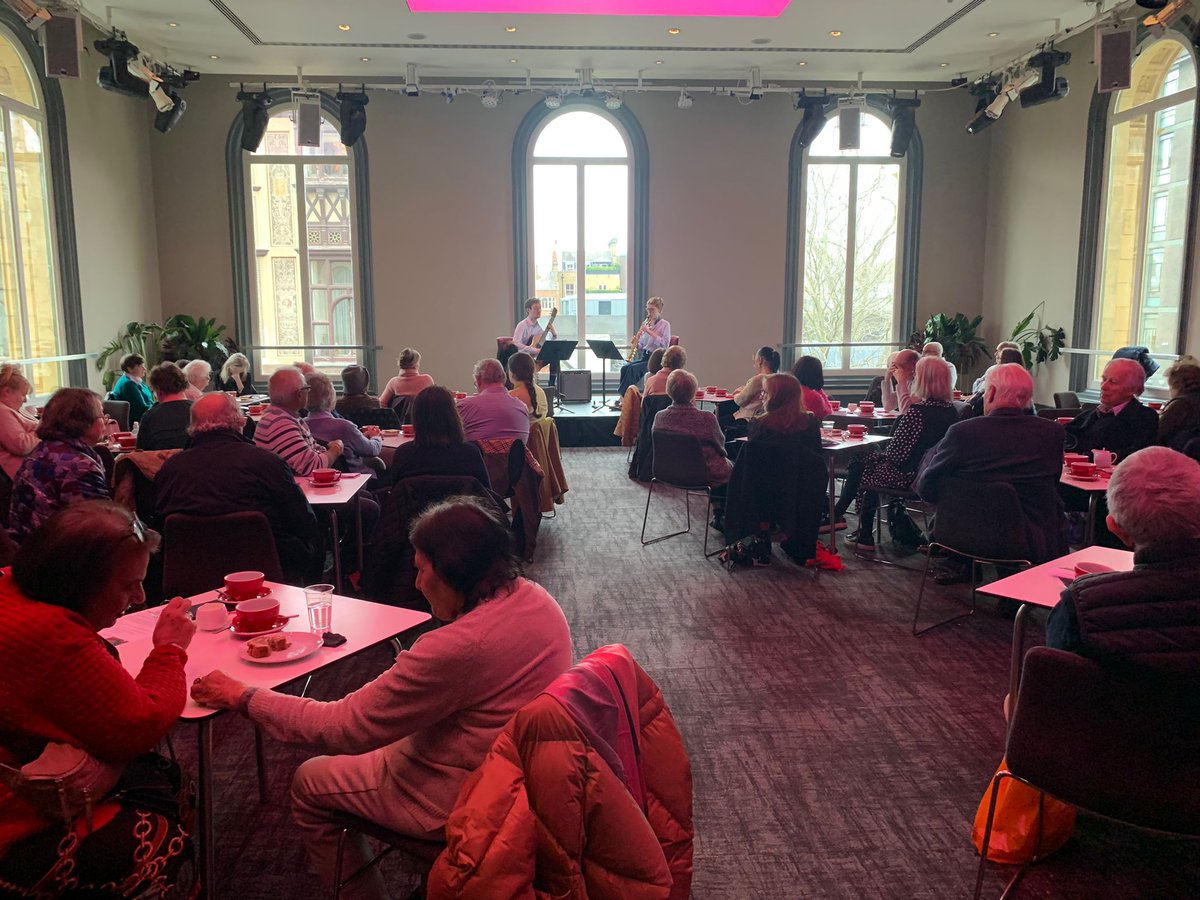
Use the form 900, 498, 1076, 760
913, 544, 1031, 636
331, 814, 444, 899
640, 477, 718, 557
851, 487, 932, 571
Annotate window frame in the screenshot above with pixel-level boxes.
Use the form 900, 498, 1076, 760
226, 91, 375, 380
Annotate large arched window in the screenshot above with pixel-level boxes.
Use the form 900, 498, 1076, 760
1090, 36, 1196, 391
228, 98, 373, 378
790, 108, 913, 375
514, 100, 647, 375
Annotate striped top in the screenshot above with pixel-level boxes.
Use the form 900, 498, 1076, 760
254, 406, 326, 476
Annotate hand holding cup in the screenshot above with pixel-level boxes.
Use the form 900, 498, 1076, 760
152, 597, 196, 650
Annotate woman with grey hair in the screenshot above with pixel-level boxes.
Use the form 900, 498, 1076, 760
182, 359, 212, 401
651, 368, 733, 487
1158, 355, 1200, 451
304, 373, 385, 476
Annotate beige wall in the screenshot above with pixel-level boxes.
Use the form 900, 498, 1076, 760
59, 27, 162, 391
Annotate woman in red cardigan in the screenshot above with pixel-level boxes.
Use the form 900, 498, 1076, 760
0, 501, 196, 896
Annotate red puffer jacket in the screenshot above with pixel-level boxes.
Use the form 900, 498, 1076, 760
427, 649, 694, 899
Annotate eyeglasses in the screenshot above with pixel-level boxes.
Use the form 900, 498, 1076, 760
128, 516, 146, 545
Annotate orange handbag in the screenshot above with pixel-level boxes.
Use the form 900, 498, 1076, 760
971, 758, 1076, 864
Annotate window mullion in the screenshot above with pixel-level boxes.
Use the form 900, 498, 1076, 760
575, 162, 586, 369
843, 162, 858, 370
4, 110, 30, 365
296, 161, 314, 362
1128, 112, 1155, 349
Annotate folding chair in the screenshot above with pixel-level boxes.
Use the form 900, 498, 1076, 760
641, 429, 719, 557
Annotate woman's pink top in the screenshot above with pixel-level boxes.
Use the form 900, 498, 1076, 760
380, 370, 435, 407
802, 387, 833, 419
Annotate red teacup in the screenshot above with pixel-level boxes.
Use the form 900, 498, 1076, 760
1064, 453, 1088, 464
1147, 401, 1164, 411
401, 424, 415, 436
858, 403, 875, 415
224, 570, 265, 601
829, 400, 841, 411
455, 392, 467, 400
115, 433, 137, 450
847, 424, 868, 438
312, 468, 339, 485
952, 390, 963, 400
1056, 416, 1075, 425
1070, 462, 1097, 478
233, 595, 279, 632
1074, 561, 1113, 578
247, 405, 265, 415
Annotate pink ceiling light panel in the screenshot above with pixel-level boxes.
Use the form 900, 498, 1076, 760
407, 1, 790, 15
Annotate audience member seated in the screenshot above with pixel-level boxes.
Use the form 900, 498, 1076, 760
644, 345, 686, 397
508, 352, 547, 419
190, 498, 573, 897
638, 347, 666, 393
748, 373, 820, 450
1047, 446, 1200, 675
255, 367, 344, 476
458, 358, 531, 443
915, 364, 1065, 579
0, 365, 38, 481
8, 388, 110, 543
731, 346, 779, 423
335, 365, 380, 416
1158, 356, 1200, 452
108, 353, 153, 425
653, 368, 733, 487
218, 352, 258, 396
793, 355, 833, 418
0, 502, 196, 897
882, 348, 919, 413
156, 393, 321, 584
293, 361, 317, 376
136, 362, 194, 452
1064, 358, 1158, 458
971, 341, 1021, 394
390, 386, 491, 488
842, 357, 959, 546
181, 359, 212, 401
306, 373, 385, 477
922, 341, 958, 389
379, 348, 435, 409
964, 349, 1028, 419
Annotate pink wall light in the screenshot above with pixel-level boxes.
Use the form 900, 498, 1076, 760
408, 1, 789, 16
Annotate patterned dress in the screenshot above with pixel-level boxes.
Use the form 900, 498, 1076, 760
8, 439, 110, 542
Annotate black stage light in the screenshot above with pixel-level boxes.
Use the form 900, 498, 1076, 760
154, 88, 186, 133
1020, 49, 1072, 109
337, 91, 369, 147
238, 91, 273, 152
965, 78, 999, 135
889, 97, 920, 158
796, 97, 829, 148
94, 36, 146, 98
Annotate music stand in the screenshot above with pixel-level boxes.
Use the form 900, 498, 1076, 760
536, 340, 578, 414
586, 339, 625, 410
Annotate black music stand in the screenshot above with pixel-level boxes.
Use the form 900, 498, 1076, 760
537, 340, 578, 414
586, 339, 625, 410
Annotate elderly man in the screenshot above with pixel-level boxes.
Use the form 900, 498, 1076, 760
255, 367, 344, 476
916, 364, 1066, 581
458, 358, 531, 443
922, 341, 958, 390
882, 348, 919, 413
1064, 357, 1158, 459
155, 393, 322, 584
1047, 446, 1200, 674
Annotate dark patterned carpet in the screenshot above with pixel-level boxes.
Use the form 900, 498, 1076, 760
175, 448, 1198, 899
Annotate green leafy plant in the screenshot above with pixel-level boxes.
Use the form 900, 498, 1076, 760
95, 321, 164, 392
1010, 302, 1067, 370
160, 315, 230, 371
909, 312, 989, 389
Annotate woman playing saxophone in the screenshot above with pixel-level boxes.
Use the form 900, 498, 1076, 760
616, 296, 671, 401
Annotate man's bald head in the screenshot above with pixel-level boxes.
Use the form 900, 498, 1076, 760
189, 392, 244, 436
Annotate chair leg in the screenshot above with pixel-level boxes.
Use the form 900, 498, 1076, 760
912, 545, 977, 636
254, 726, 269, 804
703, 489, 721, 558
973, 771, 1007, 900
333, 827, 348, 900
640, 479, 654, 544
641, 480, 695, 546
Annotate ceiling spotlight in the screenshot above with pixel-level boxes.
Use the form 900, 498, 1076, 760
155, 87, 186, 133
360, 57, 370, 62
965, 77, 1000, 134
505, 25, 517, 32
889, 97, 920, 158
667, 27, 680, 35
677, 90, 693, 109
166, 22, 179, 27
481, 88, 501, 108
604, 92, 623, 110
337, 91, 368, 146
655, 59, 664, 65
544, 92, 562, 109
1020, 48, 1071, 108
797, 60, 808, 66
338, 24, 351, 31
795, 95, 829, 147
209, 55, 219, 59
939, 62, 948, 67
509, 58, 519, 63
237, 90, 273, 151
829, 30, 842, 37
94, 35, 148, 98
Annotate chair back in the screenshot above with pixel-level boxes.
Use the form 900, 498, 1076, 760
1007, 647, 1200, 835
102, 399, 130, 432
650, 430, 709, 489
1053, 391, 1081, 409
628, 394, 671, 481
723, 438, 826, 544
341, 406, 401, 430
385, 394, 412, 424
931, 477, 1032, 562
669, 336, 680, 347
527, 417, 568, 512
162, 511, 284, 598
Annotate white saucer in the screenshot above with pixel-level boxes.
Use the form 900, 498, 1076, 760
242, 632, 323, 664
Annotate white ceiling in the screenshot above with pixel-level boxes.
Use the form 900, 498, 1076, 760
79, 0, 1102, 86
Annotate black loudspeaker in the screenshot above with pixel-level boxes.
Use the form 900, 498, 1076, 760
558, 370, 592, 402
43, 12, 81, 80
1096, 25, 1133, 94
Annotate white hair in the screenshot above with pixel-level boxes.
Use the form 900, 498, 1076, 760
666, 368, 698, 404
268, 366, 306, 403
182, 359, 211, 390
1108, 446, 1200, 545
986, 363, 1033, 409
306, 373, 336, 412
922, 341, 944, 358
1104, 357, 1146, 395
189, 392, 244, 435
911, 355, 952, 402
473, 357, 505, 385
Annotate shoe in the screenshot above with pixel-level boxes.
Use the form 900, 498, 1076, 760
710, 516, 725, 532
844, 529, 875, 548
933, 568, 971, 586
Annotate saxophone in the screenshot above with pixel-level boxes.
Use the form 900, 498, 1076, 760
627, 317, 652, 362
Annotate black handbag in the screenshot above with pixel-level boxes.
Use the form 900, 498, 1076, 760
113, 751, 196, 832
887, 499, 927, 549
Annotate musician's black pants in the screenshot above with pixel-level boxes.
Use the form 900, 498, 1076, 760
618, 353, 648, 396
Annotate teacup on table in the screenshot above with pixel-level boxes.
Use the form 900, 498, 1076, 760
1064, 453, 1088, 465
114, 432, 137, 450
233, 595, 280, 633
858, 403, 875, 416
1147, 400, 1164, 411
247, 404, 265, 416
1070, 462, 1097, 478
455, 392, 467, 400
312, 467, 340, 485
401, 424, 415, 436
829, 400, 841, 411
1074, 561, 1114, 578
1056, 416, 1075, 425
224, 570, 265, 601
846, 424, 868, 439
952, 390, 963, 400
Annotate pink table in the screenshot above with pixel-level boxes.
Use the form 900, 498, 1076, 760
1060, 467, 1110, 545
825, 409, 901, 432
694, 389, 735, 408
296, 474, 372, 589
102, 584, 430, 899
821, 432, 892, 552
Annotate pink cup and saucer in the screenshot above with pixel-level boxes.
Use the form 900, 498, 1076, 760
846, 424, 867, 439
311, 468, 341, 486
858, 402, 875, 416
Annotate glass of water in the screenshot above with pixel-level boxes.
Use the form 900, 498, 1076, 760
304, 584, 334, 633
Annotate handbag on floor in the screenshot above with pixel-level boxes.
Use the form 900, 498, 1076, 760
718, 532, 771, 572
971, 758, 1076, 864
887, 499, 927, 549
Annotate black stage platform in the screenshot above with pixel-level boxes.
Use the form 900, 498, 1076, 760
550, 401, 621, 447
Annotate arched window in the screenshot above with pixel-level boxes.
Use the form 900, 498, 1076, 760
0, 25, 67, 394
514, 100, 648, 374
1089, 36, 1196, 391
789, 108, 916, 375
228, 97, 373, 378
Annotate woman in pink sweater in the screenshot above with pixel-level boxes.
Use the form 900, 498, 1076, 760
192, 497, 572, 899
379, 347, 435, 409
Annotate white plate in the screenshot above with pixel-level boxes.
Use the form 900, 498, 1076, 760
242, 632, 323, 664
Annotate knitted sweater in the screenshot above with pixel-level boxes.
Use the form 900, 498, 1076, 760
253, 406, 327, 476
246, 578, 572, 832
0, 573, 187, 854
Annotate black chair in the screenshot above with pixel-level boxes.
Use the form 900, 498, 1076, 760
385, 394, 412, 425
913, 478, 1033, 636
0, 466, 12, 525
723, 438, 826, 566
1052, 391, 1080, 409
640, 430, 719, 556
628, 394, 671, 482
974, 647, 1200, 899
857, 485, 933, 570
102, 399, 130, 432
341, 406, 401, 430
161, 511, 284, 598
331, 811, 445, 900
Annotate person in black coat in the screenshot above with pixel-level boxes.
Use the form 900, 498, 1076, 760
915, 364, 1067, 571
389, 385, 491, 489
1063, 358, 1158, 460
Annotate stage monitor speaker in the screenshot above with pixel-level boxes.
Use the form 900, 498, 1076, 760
558, 370, 592, 402
1096, 25, 1133, 94
43, 12, 81, 80
296, 93, 322, 147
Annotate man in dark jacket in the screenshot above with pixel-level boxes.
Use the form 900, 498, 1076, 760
915, 364, 1066, 581
155, 392, 322, 584
1063, 358, 1158, 458
1047, 446, 1200, 676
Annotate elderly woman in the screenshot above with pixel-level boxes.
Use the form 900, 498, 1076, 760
136, 362, 194, 451
389, 386, 490, 487
652, 368, 733, 486
842, 356, 959, 547
793, 355, 834, 419
1158, 355, 1200, 451
305, 373, 385, 476
108, 353, 153, 424
335, 365, 381, 416
508, 351, 547, 419
218, 352, 258, 396
644, 345, 687, 397
8, 389, 110, 542
0, 501, 196, 895
181, 359, 212, 401
748, 373, 821, 449
0, 365, 38, 481
380, 348, 435, 409
191, 497, 572, 897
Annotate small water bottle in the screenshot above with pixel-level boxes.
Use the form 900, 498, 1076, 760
131, 421, 139, 437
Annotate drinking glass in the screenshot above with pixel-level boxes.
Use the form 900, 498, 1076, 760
304, 583, 335, 632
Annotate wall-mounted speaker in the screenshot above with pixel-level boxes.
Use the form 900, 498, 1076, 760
43, 12, 81, 80
839, 106, 861, 151
295, 93, 321, 147
1096, 25, 1134, 94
